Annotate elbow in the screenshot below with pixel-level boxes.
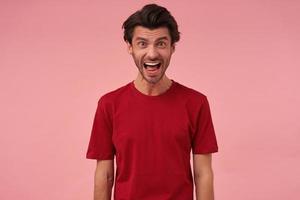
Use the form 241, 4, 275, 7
107, 173, 115, 185
194, 168, 214, 183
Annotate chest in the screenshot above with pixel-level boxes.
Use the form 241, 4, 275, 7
112, 99, 193, 154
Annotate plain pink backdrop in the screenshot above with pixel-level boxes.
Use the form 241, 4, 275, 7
1, 0, 299, 199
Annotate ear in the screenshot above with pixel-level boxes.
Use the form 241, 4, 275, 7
126, 41, 133, 55
171, 43, 176, 54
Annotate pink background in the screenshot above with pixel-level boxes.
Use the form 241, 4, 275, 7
1, 0, 299, 199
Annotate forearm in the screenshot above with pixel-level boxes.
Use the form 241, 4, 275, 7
94, 171, 114, 200
194, 171, 215, 200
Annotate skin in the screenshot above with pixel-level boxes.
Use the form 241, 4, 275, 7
94, 160, 114, 200
193, 153, 215, 200
126, 26, 175, 96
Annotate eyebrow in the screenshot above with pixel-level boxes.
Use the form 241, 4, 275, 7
135, 36, 169, 42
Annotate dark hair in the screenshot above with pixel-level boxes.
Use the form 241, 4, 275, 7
122, 4, 180, 45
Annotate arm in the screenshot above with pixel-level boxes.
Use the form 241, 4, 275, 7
94, 159, 114, 200
193, 153, 215, 200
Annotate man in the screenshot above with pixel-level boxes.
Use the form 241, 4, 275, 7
86, 4, 219, 200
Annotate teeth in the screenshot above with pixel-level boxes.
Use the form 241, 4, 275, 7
145, 62, 160, 66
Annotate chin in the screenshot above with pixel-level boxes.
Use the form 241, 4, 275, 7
144, 75, 163, 84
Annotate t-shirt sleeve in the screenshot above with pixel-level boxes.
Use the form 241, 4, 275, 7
86, 97, 115, 160
192, 96, 219, 154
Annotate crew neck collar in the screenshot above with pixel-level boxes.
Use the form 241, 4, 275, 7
130, 79, 176, 99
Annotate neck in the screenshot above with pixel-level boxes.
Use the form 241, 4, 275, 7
133, 74, 173, 96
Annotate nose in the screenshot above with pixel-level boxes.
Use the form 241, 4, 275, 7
146, 45, 159, 59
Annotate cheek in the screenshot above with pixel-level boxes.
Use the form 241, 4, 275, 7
132, 53, 143, 66
132, 51, 145, 61
161, 52, 172, 61
159, 48, 173, 56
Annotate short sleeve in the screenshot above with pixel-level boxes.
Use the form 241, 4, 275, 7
192, 96, 219, 154
86, 97, 115, 160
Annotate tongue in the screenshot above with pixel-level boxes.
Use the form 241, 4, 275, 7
146, 66, 159, 75
145, 64, 160, 69
147, 66, 159, 71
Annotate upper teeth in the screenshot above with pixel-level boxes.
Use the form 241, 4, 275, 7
145, 62, 160, 66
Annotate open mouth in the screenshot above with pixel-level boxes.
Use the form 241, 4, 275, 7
143, 62, 161, 69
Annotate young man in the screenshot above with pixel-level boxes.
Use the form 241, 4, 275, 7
86, 4, 219, 200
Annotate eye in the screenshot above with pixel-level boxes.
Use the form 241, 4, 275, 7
137, 41, 147, 48
157, 41, 167, 48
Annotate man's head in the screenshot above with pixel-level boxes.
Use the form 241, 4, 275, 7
122, 4, 180, 45
122, 4, 180, 84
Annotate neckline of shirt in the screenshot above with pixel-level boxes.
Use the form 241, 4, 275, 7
130, 79, 177, 99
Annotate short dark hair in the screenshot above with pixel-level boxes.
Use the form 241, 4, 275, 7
122, 4, 180, 45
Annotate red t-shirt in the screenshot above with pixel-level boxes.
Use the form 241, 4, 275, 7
86, 79, 219, 200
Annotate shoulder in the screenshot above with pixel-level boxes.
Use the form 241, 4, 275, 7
97, 82, 132, 106
175, 81, 208, 104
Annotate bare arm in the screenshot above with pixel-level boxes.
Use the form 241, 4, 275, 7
193, 153, 215, 200
94, 159, 114, 200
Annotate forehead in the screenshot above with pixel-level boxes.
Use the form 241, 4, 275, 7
132, 26, 171, 41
